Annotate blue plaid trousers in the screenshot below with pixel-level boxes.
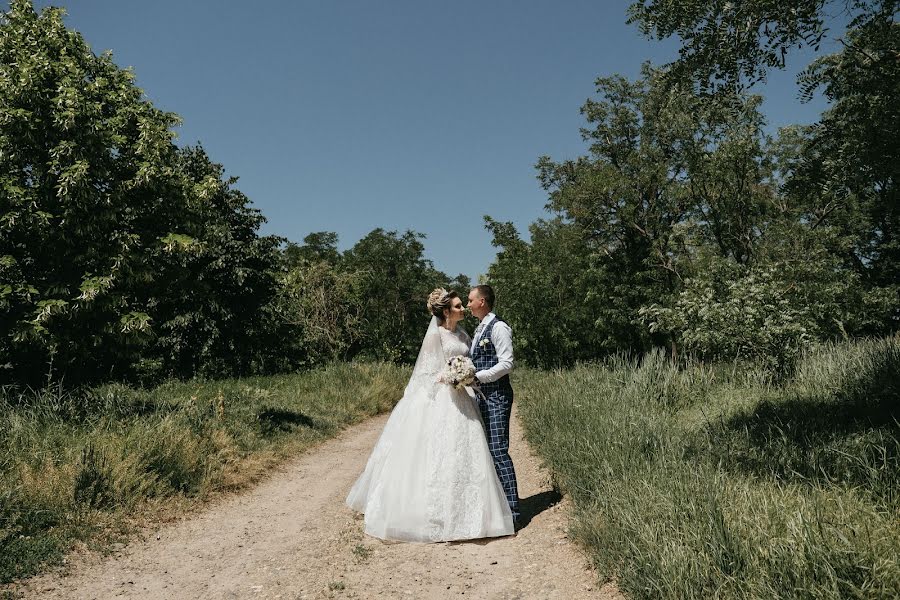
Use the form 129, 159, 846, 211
477, 385, 520, 521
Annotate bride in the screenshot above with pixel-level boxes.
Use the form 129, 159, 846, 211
345, 288, 515, 542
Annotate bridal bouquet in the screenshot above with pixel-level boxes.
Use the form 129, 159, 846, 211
443, 356, 476, 390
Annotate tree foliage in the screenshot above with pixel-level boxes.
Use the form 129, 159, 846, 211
0, 1, 465, 386
4, 0, 894, 384
486, 58, 895, 370
630, 0, 899, 309
793, 6, 899, 291
485, 217, 605, 366
487, 67, 778, 362
276, 229, 468, 366
480, 2, 897, 371
0, 1, 282, 385
627, 0, 894, 91
343, 229, 468, 362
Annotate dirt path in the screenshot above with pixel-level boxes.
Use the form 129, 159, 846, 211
16, 407, 621, 599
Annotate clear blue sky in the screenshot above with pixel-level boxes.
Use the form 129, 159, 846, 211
31, 0, 832, 281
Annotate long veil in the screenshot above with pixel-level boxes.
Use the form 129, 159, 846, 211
403, 316, 445, 400
345, 316, 444, 513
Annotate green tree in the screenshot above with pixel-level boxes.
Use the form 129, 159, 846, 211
0, 1, 282, 385
148, 147, 283, 380
274, 233, 362, 367
484, 217, 608, 366
627, 0, 892, 91
283, 231, 341, 268
522, 67, 775, 358
342, 229, 460, 362
630, 0, 899, 331
639, 243, 889, 373
793, 8, 899, 296
0, 0, 182, 383
683, 95, 777, 265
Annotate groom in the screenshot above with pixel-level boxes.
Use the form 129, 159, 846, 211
468, 284, 520, 526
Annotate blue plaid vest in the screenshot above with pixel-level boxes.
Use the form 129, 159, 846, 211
471, 316, 512, 395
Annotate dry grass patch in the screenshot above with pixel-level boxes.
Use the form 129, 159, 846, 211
0, 361, 408, 584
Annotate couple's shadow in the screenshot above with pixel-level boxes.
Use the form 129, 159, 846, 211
451, 489, 563, 546
517, 489, 562, 528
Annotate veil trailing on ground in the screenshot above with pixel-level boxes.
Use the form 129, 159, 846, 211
404, 316, 445, 400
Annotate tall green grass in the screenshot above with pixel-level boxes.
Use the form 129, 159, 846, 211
0, 362, 408, 583
517, 337, 900, 599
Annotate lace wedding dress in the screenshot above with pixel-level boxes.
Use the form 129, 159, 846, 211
345, 317, 515, 542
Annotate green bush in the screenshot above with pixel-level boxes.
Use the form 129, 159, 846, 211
639, 247, 895, 375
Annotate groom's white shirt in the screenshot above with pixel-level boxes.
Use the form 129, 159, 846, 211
472, 312, 513, 384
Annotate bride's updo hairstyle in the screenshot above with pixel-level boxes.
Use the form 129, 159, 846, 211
426, 287, 458, 322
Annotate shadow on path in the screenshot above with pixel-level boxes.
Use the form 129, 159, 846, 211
448, 489, 565, 546
256, 407, 315, 435
518, 489, 563, 530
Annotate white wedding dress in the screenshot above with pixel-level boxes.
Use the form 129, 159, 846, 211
345, 317, 515, 542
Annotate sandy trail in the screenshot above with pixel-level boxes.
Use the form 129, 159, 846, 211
17, 406, 621, 599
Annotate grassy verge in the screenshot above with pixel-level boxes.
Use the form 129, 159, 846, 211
517, 337, 900, 599
0, 362, 408, 584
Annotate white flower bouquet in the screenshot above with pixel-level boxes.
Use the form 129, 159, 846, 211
443, 356, 477, 390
